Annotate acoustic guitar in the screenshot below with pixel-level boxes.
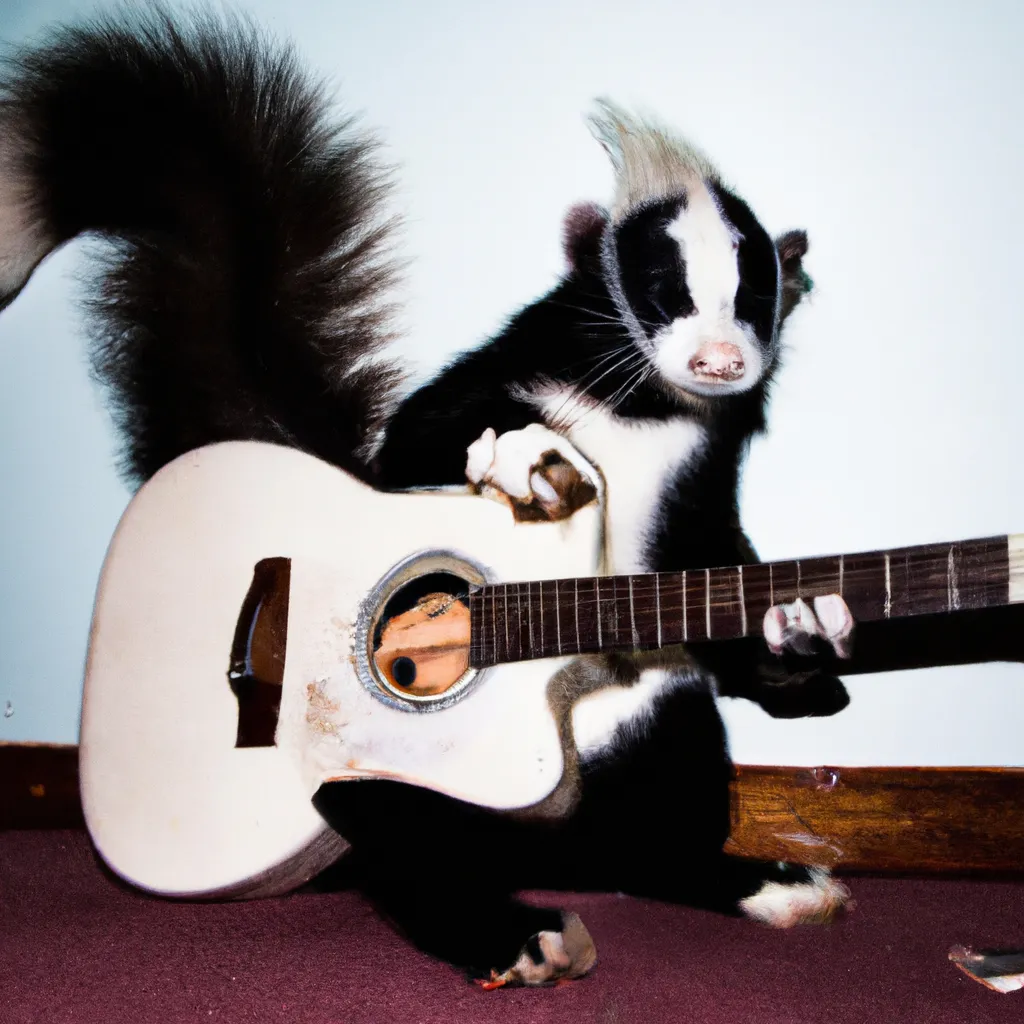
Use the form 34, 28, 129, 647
79, 441, 1022, 899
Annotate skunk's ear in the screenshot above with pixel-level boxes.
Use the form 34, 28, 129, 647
562, 201, 608, 274
775, 229, 813, 325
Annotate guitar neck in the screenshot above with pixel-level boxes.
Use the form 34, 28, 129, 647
468, 534, 1024, 668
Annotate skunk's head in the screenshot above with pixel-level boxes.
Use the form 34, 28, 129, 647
584, 100, 810, 401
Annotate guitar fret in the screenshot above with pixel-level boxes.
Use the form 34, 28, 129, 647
737, 565, 747, 636
682, 570, 688, 642
504, 583, 510, 655
555, 579, 561, 654
575, 578, 581, 653
610, 576, 620, 646
595, 577, 603, 649
539, 581, 545, 653
629, 576, 639, 646
705, 569, 711, 639
506, 583, 514, 662
470, 594, 476, 664
517, 583, 523, 660
528, 581, 534, 657
481, 593, 487, 664
884, 553, 891, 618
470, 593, 478, 664
655, 574, 662, 648
516, 583, 522, 661
492, 586, 498, 663
522, 583, 529, 659
948, 544, 960, 611
520, 582, 528, 661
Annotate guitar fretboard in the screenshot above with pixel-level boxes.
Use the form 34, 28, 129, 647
467, 536, 1013, 668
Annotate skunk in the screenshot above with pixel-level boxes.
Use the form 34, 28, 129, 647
0, 9, 855, 985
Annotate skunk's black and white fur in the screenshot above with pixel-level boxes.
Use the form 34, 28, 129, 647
0, 10, 855, 985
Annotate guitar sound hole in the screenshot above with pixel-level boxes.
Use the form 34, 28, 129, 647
372, 572, 471, 699
391, 656, 417, 688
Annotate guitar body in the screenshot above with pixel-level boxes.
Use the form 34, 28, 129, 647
81, 441, 603, 899
81, 440, 1023, 902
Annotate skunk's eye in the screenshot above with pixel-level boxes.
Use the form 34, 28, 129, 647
646, 273, 675, 325
648, 298, 669, 325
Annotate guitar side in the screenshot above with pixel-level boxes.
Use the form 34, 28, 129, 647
80, 442, 603, 899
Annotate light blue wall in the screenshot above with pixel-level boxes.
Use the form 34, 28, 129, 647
1, 0, 131, 743
1, 0, 1022, 762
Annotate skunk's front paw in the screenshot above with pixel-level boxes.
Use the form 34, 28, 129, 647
465, 424, 599, 522
763, 594, 855, 660
476, 912, 597, 989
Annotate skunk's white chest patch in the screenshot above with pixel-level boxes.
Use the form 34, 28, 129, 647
533, 391, 706, 574
572, 668, 673, 760
571, 666, 703, 761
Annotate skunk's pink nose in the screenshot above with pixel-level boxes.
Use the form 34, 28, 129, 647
689, 342, 745, 382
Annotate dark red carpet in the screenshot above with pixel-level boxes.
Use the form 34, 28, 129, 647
2, 830, 1022, 1023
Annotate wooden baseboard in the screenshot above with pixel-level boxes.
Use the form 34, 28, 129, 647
726, 764, 1024, 874
3, 743, 1023, 874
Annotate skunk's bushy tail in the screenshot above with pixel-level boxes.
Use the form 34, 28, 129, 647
0, 9, 400, 482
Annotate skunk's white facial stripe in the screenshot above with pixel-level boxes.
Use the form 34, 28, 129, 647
668, 182, 740, 328
652, 184, 764, 396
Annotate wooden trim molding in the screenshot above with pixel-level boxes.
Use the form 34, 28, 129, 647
727, 765, 1024, 874
3, 743, 1023, 875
